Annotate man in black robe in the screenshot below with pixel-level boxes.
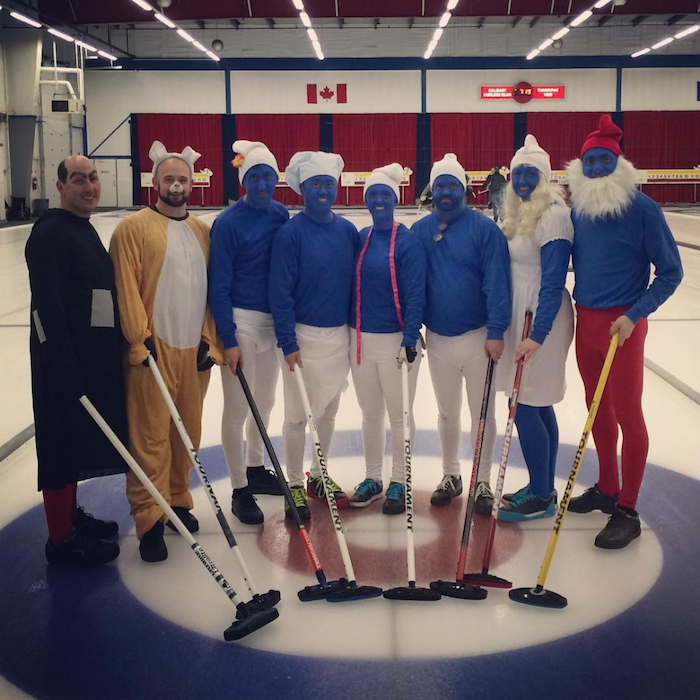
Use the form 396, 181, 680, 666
25, 155, 128, 566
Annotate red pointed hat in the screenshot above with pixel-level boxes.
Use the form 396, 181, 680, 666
580, 114, 623, 158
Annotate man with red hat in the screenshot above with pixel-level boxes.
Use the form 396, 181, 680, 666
566, 114, 683, 549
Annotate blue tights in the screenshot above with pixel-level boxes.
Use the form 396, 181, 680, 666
513, 404, 559, 498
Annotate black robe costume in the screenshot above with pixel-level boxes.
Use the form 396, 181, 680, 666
25, 209, 128, 490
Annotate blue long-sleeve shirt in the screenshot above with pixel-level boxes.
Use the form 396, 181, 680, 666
530, 239, 572, 345
412, 209, 511, 340
209, 198, 289, 348
349, 223, 426, 347
269, 211, 359, 355
572, 190, 683, 324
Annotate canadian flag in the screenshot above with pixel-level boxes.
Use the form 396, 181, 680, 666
307, 83, 347, 104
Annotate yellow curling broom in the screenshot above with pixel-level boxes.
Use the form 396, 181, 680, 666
509, 333, 619, 609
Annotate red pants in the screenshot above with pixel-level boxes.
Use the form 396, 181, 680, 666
575, 304, 649, 510
43, 482, 78, 545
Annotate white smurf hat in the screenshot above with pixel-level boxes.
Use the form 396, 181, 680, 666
150, 140, 201, 178
285, 151, 344, 195
430, 153, 466, 190
232, 140, 280, 181
510, 134, 551, 182
363, 162, 404, 201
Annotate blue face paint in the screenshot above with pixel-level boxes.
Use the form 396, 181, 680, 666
582, 148, 619, 179
301, 175, 338, 224
432, 174, 466, 218
242, 164, 279, 209
365, 184, 397, 230
511, 165, 541, 201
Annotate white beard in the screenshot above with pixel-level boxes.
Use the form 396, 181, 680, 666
567, 156, 639, 220
502, 175, 566, 239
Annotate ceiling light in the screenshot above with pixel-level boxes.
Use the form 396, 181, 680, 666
675, 25, 700, 39
299, 12, 311, 27
10, 12, 42, 28
131, 0, 153, 10
439, 12, 451, 28
539, 38, 554, 50
154, 12, 176, 28
526, 48, 540, 60
651, 37, 674, 50
98, 50, 118, 60
75, 40, 98, 52
594, 0, 612, 7
631, 48, 650, 57
205, 50, 221, 61
312, 40, 320, 51
292, 0, 304, 9
307, 28, 318, 41
316, 51, 324, 60
48, 28, 74, 42
447, 0, 459, 9
570, 10, 593, 27
552, 27, 570, 40
428, 40, 438, 51
433, 28, 444, 41
177, 29, 194, 42
192, 40, 206, 51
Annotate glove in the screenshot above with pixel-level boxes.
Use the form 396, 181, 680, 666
397, 346, 418, 371
142, 336, 157, 366
197, 341, 214, 372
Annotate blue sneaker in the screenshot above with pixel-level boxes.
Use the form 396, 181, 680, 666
349, 478, 383, 508
382, 482, 405, 515
498, 487, 556, 522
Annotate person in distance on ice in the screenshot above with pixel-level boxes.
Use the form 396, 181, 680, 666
566, 114, 683, 549
495, 135, 574, 522
26, 155, 128, 566
269, 151, 358, 522
110, 141, 221, 562
209, 141, 289, 525
411, 153, 511, 514
348, 163, 426, 515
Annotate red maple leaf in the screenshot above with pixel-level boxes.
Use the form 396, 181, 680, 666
319, 86, 335, 101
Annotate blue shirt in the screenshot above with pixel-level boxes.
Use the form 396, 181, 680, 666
349, 223, 426, 347
209, 198, 289, 348
572, 190, 683, 323
269, 212, 359, 355
412, 209, 511, 339
530, 239, 572, 345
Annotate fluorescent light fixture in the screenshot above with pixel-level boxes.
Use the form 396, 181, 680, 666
10, 12, 42, 28
539, 38, 554, 50
675, 25, 700, 39
433, 28, 444, 41
631, 48, 651, 58
423, 50, 433, 59
651, 36, 674, 50
439, 12, 451, 28
192, 41, 206, 51
570, 10, 593, 27
552, 27, 570, 40
299, 12, 311, 27
293, 0, 304, 8
176, 29, 194, 42
428, 40, 438, 51
75, 40, 98, 52
113, 65, 123, 69
446, 0, 459, 9
98, 50, 118, 60
205, 50, 221, 61
594, 0, 612, 7
316, 51, 324, 60
48, 28, 74, 42
312, 40, 321, 51
154, 12, 176, 28
526, 48, 540, 60
131, 0, 153, 10
307, 28, 318, 41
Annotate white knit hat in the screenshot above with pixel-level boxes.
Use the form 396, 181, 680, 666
232, 140, 279, 182
285, 151, 344, 195
510, 134, 551, 181
150, 140, 201, 178
363, 162, 404, 201
430, 153, 466, 190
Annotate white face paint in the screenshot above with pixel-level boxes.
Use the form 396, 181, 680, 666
169, 181, 184, 194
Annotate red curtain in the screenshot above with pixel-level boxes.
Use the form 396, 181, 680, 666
333, 114, 418, 205
137, 114, 223, 207
526, 112, 601, 171
235, 114, 319, 206
625, 111, 700, 203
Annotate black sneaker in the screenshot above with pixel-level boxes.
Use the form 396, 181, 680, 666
430, 475, 463, 506
382, 482, 406, 515
474, 481, 495, 516
140, 521, 168, 562
165, 507, 199, 534
232, 487, 264, 525
568, 486, 618, 515
595, 507, 641, 550
45, 527, 120, 566
73, 506, 119, 538
246, 466, 284, 496
285, 485, 310, 523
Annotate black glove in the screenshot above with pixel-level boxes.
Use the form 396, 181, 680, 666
142, 336, 157, 366
397, 346, 418, 370
197, 341, 214, 372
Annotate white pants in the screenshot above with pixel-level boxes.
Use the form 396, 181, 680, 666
426, 328, 496, 482
350, 329, 421, 484
220, 308, 280, 490
280, 324, 349, 487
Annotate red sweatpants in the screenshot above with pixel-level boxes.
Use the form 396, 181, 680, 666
575, 304, 649, 510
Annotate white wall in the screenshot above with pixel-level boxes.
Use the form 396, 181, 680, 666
230, 70, 421, 114
622, 68, 700, 112
427, 69, 617, 113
